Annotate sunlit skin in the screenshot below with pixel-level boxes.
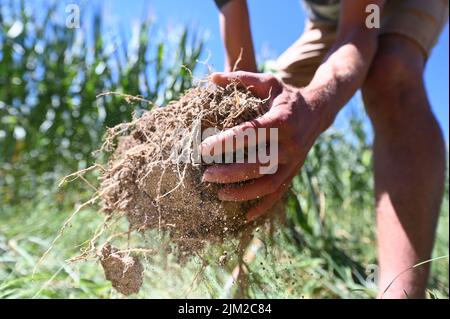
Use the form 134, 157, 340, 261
204, 0, 446, 298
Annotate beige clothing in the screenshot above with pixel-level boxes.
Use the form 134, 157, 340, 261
276, 0, 449, 87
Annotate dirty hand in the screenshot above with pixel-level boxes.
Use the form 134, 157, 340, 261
200, 71, 330, 221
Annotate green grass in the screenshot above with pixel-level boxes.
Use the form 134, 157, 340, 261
0, 142, 448, 299
0, 1, 448, 299
0, 1, 203, 203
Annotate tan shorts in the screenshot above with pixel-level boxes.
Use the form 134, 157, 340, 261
276, 0, 449, 87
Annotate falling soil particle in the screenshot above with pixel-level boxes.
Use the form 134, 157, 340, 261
100, 245, 144, 296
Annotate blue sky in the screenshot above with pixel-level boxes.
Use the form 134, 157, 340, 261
89, 0, 449, 141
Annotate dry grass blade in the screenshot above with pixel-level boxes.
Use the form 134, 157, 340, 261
380, 255, 449, 298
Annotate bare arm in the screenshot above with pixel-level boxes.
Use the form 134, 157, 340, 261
203, 1, 387, 217
206, 1, 441, 298
218, 0, 257, 72
304, 0, 386, 129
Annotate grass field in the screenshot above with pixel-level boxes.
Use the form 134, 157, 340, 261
1, 129, 448, 299
0, 1, 448, 299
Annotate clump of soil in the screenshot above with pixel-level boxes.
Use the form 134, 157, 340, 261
95, 82, 285, 294
99, 245, 144, 296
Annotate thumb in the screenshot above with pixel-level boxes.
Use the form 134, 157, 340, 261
211, 71, 282, 99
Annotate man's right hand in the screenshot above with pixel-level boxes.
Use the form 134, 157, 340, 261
201, 71, 331, 221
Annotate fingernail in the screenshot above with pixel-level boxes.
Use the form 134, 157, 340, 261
210, 72, 222, 80
202, 165, 217, 181
246, 213, 257, 222
199, 139, 213, 156
218, 191, 226, 201
218, 188, 231, 201
202, 171, 212, 182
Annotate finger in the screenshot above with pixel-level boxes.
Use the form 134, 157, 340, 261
218, 165, 290, 201
246, 180, 291, 222
271, 143, 292, 165
211, 71, 282, 98
200, 111, 279, 158
203, 163, 264, 184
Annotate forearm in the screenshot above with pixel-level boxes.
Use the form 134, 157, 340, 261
219, 0, 257, 72
303, 27, 379, 131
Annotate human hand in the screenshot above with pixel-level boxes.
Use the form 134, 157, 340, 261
201, 71, 329, 221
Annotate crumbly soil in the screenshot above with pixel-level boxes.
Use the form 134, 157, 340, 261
96, 82, 286, 294
99, 245, 144, 296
